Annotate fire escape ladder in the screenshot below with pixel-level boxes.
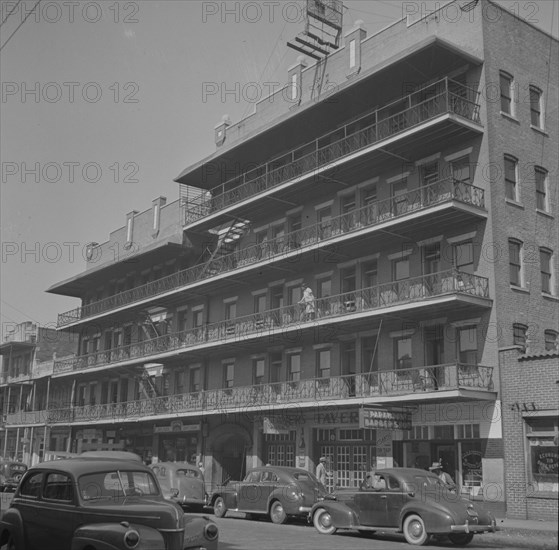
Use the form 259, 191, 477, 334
141, 313, 160, 340
199, 219, 249, 278
139, 369, 159, 399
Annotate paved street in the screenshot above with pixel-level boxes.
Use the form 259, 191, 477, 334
208, 512, 557, 550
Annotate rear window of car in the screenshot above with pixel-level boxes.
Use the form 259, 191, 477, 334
79, 470, 159, 500
292, 472, 318, 482
177, 468, 200, 478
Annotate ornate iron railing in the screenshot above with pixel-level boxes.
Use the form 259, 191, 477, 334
11, 363, 493, 426
181, 77, 481, 224
57, 176, 485, 327
54, 270, 490, 374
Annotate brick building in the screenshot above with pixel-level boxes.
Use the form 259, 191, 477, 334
499, 348, 558, 521
4, 0, 555, 516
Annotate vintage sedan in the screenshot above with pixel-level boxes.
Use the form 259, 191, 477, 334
310, 468, 497, 546
0, 461, 27, 493
150, 462, 207, 511
0, 457, 219, 550
210, 466, 327, 524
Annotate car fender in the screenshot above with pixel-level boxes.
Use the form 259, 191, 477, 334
311, 501, 359, 529
211, 490, 238, 509
71, 521, 165, 550
399, 503, 454, 534
0, 507, 25, 548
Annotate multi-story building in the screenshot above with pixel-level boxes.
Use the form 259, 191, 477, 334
20, 0, 556, 518
0, 322, 77, 464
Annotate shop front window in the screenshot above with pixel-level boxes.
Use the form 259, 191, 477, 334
526, 417, 558, 493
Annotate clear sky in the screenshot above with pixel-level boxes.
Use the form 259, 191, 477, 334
1, 0, 557, 333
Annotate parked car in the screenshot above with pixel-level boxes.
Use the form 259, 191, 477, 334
310, 468, 497, 546
150, 462, 207, 511
0, 456, 218, 550
0, 461, 27, 493
210, 466, 327, 524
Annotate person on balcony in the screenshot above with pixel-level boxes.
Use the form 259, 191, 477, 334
298, 283, 316, 321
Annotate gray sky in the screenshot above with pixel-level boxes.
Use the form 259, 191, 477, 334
1, 0, 557, 333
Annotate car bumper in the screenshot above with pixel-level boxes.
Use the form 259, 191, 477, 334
450, 520, 499, 534
298, 506, 312, 513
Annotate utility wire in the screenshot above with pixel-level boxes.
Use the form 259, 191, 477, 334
0, 0, 40, 52
0, 0, 22, 27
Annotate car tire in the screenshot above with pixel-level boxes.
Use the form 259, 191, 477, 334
213, 496, 228, 518
313, 508, 337, 535
448, 533, 474, 546
269, 500, 288, 524
403, 514, 430, 546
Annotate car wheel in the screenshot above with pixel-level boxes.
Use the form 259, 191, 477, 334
213, 496, 228, 518
448, 533, 474, 546
313, 508, 337, 535
403, 514, 429, 546
269, 500, 288, 524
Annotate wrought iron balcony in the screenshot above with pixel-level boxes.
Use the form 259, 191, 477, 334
37, 363, 494, 426
181, 77, 481, 225
57, 177, 485, 328
54, 270, 490, 375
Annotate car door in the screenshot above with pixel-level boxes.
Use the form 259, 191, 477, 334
13, 470, 44, 550
40, 471, 79, 550
353, 474, 389, 526
383, 474, 405, 528
259, 470, 278, 510
237, 470, 261, 511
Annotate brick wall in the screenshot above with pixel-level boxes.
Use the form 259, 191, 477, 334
499, 347, 559, 520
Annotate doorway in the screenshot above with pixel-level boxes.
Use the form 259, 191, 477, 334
433, 443, 457, 483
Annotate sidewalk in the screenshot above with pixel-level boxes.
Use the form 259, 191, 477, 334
496, 517, 558, 533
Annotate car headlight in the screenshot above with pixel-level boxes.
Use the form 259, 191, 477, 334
123, 529, 140, 549
204, 523, 219, 541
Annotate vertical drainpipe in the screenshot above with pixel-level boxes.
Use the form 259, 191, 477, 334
67, 379, 76, 452
43, 376, 51, 460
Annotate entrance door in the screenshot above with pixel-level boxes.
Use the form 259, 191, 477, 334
433, 444, 457, 484
215, 435, 245, 483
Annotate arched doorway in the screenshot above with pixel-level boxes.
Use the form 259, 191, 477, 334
207, 424, 252, 489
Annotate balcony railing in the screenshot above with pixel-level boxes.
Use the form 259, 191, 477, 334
54, 270, 490, 374
25, 363, 493, 426
181, 77, 481, 225
57, 177, 485, 327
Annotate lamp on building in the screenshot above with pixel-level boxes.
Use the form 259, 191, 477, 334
144, 363, 164, 377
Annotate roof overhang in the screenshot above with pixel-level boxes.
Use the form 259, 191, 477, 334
175, 36, 483, 189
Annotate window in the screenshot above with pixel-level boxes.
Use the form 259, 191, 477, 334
423, 243, 441, 275
317, 278, 332, 299
341, 266, 356, 293
224, 301, 237, 321
362, 336, 379, 372
253, 358, 265, 385
288, 353, 301, 382
349, 39, 356, 68
504, 155, 518, 201
223, 362, 235, 388
89, 383, 97, 406
458, 326, 478, 365
392, 257, 410, 281
189, 366, 201, 392
540, 248, 553, 294
254, 294, 266, 314
394, 337, 412, 370
421, 161, 439, 187
193, 309, 203, 329
453, 241, 474, 274
44, 473, 73, 501
317, 206, 332, 239
392, 179, 408, 214
317, 349, 331, 378
177, 310, 188, 333
535, 167, 548, 212
174, 369, 185, 394
362, 260, 378, 288
451, 156, 471, 184
19, 471, 42, 498
456, 424, 480, 439
544, 330, 558, 351
270, 352, 283, 383
526, 417, 558, 493
509, 239, 523, 286
513, 323, 528, 351
529, 86, 543, 128
499, 71, 513, 115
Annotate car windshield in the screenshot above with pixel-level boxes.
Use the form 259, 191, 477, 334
79, 470, 159, 500
177, 468, 200, 478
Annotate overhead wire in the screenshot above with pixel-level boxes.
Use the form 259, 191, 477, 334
0, 0, 40, 52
